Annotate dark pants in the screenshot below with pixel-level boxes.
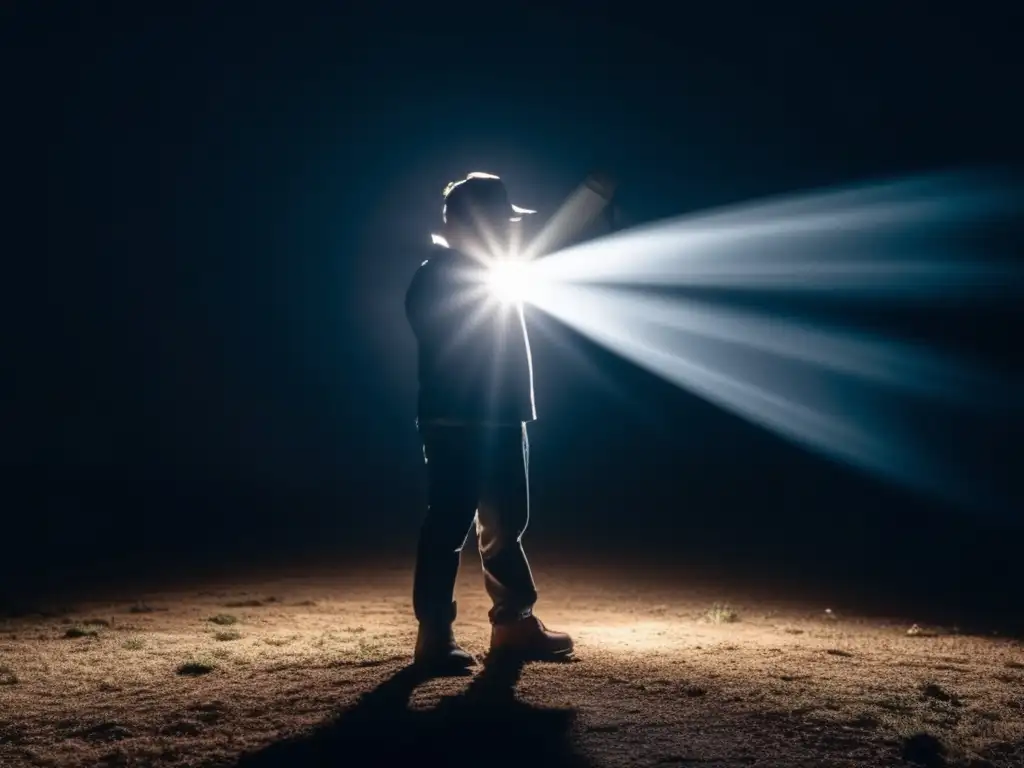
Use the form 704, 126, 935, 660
413, 422, 539, 627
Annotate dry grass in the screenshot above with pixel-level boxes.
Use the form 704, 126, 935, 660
177, 661, 216, 677
0, 562, 1021, 767
0, 664, 18, 686
703, 602, 740, 624
62, 626, 98, 639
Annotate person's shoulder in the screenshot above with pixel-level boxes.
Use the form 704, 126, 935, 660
413, 244, 454, 275
407, 244, 449, 294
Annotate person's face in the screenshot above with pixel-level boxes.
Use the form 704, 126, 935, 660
449, 204, 513, 250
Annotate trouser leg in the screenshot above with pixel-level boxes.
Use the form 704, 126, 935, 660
412, 427, 480, 627
476, 422, 538, 624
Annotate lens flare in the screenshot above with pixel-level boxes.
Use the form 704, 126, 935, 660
486, 260, 533, 305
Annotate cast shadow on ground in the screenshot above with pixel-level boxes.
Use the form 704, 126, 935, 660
235, 654, 593, 768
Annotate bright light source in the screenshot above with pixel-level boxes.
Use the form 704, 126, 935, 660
486, 260, 532, 305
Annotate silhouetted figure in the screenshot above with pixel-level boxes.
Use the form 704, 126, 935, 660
405, 172, 574, 672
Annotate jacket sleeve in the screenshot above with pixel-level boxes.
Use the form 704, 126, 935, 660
404, 264, 426, 328
405, 260, 438, 333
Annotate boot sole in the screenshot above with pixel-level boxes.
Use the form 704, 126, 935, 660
488, 646, 575, 663
413, 655, 478, 674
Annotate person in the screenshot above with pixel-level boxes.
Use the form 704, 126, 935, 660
404, 171, 574, 672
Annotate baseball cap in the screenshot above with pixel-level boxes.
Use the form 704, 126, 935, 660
441, 172, 536, 224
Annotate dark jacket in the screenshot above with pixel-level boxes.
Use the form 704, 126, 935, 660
405, 243, 536, 425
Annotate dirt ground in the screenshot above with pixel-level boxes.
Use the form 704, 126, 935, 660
1, 559, 1022, 768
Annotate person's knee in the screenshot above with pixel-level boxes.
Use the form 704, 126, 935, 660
421, 502, 476, 549
476, 507, 529, 555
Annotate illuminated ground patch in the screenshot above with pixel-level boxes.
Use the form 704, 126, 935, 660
0, 561, 1021, 767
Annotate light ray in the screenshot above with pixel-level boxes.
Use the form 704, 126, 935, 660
531, 172, 1020, 299
530, 280, 944, 501
532, 285, 1010, 405
515, 173, 1023, 512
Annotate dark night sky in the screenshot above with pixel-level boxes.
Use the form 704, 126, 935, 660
4, 5, 1022, 606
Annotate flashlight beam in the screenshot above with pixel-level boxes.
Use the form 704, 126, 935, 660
530, 282, 952, 505
532, 172, 1021, 299
530, 284, 1009, 405
524, 172, 1023, 512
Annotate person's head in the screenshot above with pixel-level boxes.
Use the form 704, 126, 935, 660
440, 172, 535, 252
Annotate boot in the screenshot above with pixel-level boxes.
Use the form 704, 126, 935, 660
413, 601, 476, 672
489, 615, 574, 660
414, 624, 477, 672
